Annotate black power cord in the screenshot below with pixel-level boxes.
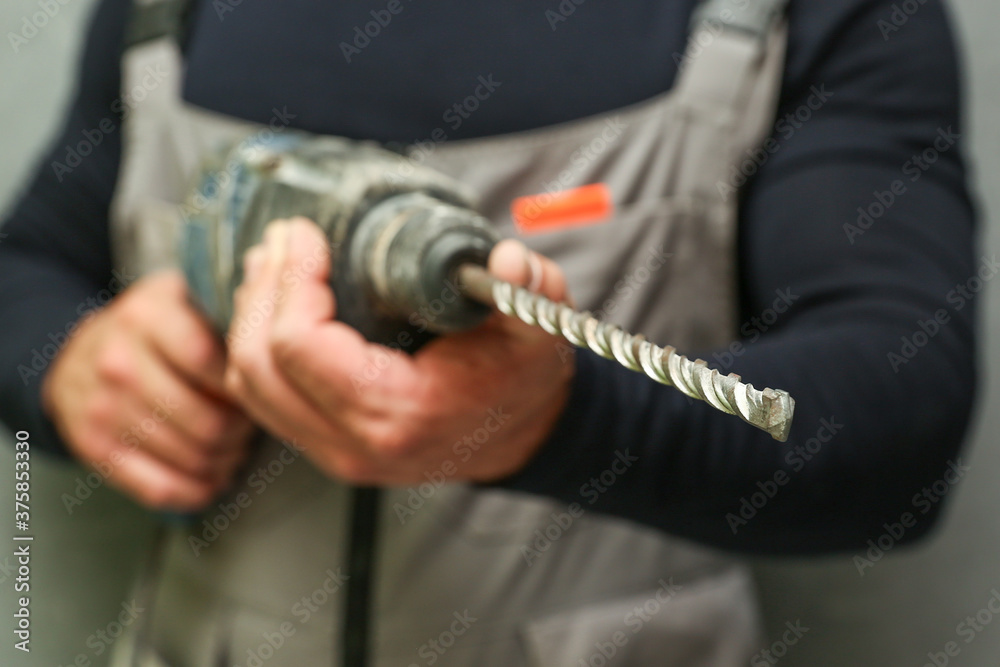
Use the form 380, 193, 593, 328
342, 487, 382, 666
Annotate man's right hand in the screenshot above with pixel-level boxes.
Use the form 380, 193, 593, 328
43, 270, 255, 512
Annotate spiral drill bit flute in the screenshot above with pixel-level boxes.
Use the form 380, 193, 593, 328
457, 265, 794, 441
182, 131, 795, 442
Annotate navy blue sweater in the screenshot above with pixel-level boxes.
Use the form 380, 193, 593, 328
0, 0, 978, 554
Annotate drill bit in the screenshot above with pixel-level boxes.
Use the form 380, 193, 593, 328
456, 264, 795, 442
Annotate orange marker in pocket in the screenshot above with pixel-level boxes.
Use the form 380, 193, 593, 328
511, 183, 613, 235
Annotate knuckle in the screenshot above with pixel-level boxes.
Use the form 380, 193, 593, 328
223, 367, 245, 398
72, 424, 113, 462
94, 340, 135, 387
410, 379, 445, 420
187, 450, 219, 478
195, 410, 235, 448
185, 333, 221, 373
268, 323, 307, 370
114, 291, 149, 329
226, 339, 260, 377
148, 270, 187, 298
366, 425, 418, 462
83, 391, 117, 429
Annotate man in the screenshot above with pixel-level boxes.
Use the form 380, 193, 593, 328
0, 0, 977, 664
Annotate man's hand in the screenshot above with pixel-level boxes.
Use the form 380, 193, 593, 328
43, 271, 255, 511
224, 218, 574, 486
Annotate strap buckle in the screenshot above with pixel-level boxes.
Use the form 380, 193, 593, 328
125, 0, 194, 49
690, 0, 788, 40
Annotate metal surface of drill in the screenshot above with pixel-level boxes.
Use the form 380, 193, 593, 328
457, 265, 795, 442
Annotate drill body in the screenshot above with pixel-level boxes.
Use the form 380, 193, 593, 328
181, 131, 499, 350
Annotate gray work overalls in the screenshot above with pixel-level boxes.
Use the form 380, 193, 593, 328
108, 1, 789, 664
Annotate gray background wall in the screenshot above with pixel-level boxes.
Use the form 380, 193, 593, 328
0, 1, 997, 665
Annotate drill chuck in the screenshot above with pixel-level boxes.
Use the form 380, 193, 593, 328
349, 191, 497, 333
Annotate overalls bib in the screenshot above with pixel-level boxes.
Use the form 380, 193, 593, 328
108, 1, 788, 664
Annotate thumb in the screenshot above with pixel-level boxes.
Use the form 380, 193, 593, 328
270, 217, 336, 327
487, 239, 570, 304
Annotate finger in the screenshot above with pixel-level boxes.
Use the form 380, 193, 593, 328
224, 353, 360, 453
92, 324, 252, 472
144, 284, 232, 400
105, 445, 221, 512
133, 338, 254, 454
227, 221, 292, 357
112, 389, 245, 481
488, 239, 569, 303
242, 243, 268, 285
227, 220, 359, 439
78, 427, 221, 511
268, 218, 423, 405
271, 217, 334, 320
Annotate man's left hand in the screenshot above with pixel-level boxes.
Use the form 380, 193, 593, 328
224, 218, 574, 486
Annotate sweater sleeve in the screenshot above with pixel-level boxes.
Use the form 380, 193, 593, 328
0, 0, 130, 458
495, 0, 979, 555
